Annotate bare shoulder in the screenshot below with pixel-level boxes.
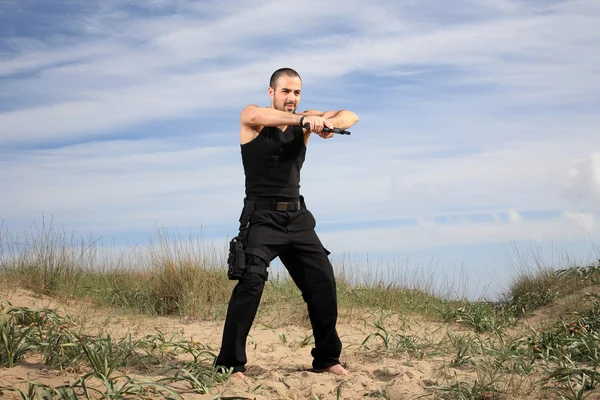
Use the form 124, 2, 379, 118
240, 104, 260, 122
240, 104, 262, 145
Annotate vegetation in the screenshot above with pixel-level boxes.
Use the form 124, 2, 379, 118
0, 219, 599, 399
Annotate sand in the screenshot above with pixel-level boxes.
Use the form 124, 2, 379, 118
0, 288, 516, 399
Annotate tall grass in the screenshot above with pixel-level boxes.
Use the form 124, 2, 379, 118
0, 218, 462, 322
2, 219, 598, 324
501, 242, 600, 317
0, 218, 234, 319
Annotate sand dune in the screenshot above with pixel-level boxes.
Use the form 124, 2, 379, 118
0, 288, 567, 399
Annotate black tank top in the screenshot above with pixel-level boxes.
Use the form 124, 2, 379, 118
241, 125, 306, 200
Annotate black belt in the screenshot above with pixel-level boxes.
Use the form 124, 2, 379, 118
248, 198, 303, 211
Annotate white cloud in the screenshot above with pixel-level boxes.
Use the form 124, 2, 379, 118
0, 39, 124, 77
0, 138, 244, 234
563, 211, 598, 234
300, 132, 600, 223
317, 212, 599, 254
508, 209, 523, 224
417, 217, 437, 228
563, 152, 600, 211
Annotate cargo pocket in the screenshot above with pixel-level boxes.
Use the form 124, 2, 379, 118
303, 209, 317, 230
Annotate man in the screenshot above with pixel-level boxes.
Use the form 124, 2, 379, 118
215, 67, 359, 380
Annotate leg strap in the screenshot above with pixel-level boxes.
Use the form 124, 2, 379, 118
245, 247, 270, 280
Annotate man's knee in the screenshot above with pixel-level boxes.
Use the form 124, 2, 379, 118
233, 263, 267, 300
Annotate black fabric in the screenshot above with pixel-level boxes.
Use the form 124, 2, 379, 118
215, 199, 341, 373
240, 125, 306, 200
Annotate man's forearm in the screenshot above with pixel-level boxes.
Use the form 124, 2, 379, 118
242, 105, 302, 127
325, 110, 359, 130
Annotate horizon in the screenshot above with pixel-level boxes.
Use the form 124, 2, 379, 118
2, 0, 600, 300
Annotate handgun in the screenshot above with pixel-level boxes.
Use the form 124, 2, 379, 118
303, 124, 351, 135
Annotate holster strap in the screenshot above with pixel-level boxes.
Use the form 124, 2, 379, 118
247, 265, 268, 276
245, 247, 269, 263
245, 247, 269, 280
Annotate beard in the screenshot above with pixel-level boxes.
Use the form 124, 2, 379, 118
274, 96, 297, 113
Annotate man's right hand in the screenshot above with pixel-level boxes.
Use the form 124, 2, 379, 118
301, 115, 334, 134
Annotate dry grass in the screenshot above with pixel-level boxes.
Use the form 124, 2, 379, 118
0, 218, 452, 323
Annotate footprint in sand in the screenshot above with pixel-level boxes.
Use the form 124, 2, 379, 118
373, 367, 403, 382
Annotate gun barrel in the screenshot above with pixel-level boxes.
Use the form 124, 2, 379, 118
303, 124, 351, 135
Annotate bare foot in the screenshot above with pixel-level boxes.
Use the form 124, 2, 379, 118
314, 364, 349, 376
231, 371, 248, 381
327, 364, 349, 375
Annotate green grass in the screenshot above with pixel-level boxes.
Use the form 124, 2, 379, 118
0, 299, 225, 399
1, 219, 600, 399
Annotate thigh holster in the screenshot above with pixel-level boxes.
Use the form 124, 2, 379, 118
226, 241, 270, 281
227, 203, 270, 281
226, 235, 247, 280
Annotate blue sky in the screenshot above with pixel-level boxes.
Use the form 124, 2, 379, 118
1, 0, 600, 300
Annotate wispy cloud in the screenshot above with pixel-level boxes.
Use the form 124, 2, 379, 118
2, 0, 598, 143
317, 212, 599, 254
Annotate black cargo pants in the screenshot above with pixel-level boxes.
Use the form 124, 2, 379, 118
215, 196, 342, 373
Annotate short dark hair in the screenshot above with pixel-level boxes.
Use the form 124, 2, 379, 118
269, 68, 302, 89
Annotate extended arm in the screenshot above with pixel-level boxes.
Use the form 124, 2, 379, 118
241, 104, 302, 127
298, 109, 359, 142
301, 109, 359, 130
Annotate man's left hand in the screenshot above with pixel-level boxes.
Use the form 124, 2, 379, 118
317, 119, 335, 139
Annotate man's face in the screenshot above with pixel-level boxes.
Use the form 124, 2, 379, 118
269, 75, 302, 113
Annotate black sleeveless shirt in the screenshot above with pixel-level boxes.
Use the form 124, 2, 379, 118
240, 125, 306, 200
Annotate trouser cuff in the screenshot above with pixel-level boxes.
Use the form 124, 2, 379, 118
215, 363, 246, 374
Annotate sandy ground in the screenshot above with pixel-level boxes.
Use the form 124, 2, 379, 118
0, 288, 524, 399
